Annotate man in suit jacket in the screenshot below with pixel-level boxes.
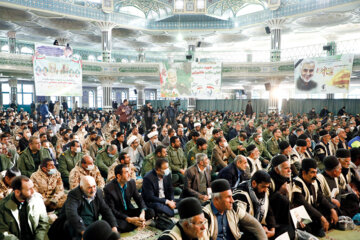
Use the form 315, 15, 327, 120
142, 158, 176, 217
217, 155, 249, 189
211, 137, 236, 172
64, 176, 118, 239
181, 153, 211, 201
104, 164, 154, 232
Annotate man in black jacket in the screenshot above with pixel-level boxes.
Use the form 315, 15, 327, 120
104, 164, 154, 232
142, 158, 176, 217
143, 101, 154, 131
217, 155, 248, 189
64, 176, 118, 239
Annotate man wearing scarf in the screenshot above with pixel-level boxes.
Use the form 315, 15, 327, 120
233, 170, 275, 239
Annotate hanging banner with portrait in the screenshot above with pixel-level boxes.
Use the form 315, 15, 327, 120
294, 54, 354, 94
33, 44, 82, 96
160, 62, 192, 98
191, 62, 222, 99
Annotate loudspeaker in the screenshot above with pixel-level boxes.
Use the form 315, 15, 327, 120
186, 55, 192, 60
265, 26, 271, 34
197, 41, 201, 48
134, 89, 137, 94
323, 45, 331, 51
265, 83, 271, 91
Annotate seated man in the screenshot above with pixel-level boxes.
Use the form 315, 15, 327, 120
111, 131, 127, 152
95, 144, 118, 179
0, 167, 21, 200
289, 139, 307, 176
159, 197, 209, 240
182, 153, 211, 202
202, 179, 266, 240
249, 133, 272, 167
58, 140, 83, 188
217, 155, 248, 189
30, 158, 67, 215
229, 130, 247, 156
143, 131, 159, 156
184, 131, 200, 156
187, 138, 208, 167
233, 170, 276, 239
69, 155, 105, 189
292, 158, 338, 237
104, 164, 155, 233
0, 176, 49, 239
167, 136, 188, 189
142, 158, 176, 217
141, 145, 167, 177
89, 136, 105, 160
337, 149, 360, 199
246, 144, 263, 177
17, 136, 51, 177
123, 136, 145, 173
211, 137, 236, 173
64, 176, 118, 240
268, 155, 295, 239
107, 152, 137, 183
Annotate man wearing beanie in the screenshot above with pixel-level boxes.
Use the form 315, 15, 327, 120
314, 130, 331, 162
233, 170, 276, 239
158, 197, 209, 240
246, 144, 263, 177
292, 159, 338, 237
202, 179, 266, 240
329, 133, 339, 156
268, 154, 295, 239
289, 139, 307, 177
83, 220, 120, 240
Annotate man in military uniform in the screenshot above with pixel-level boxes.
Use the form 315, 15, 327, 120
58, 140, 83, 188
107, 152, 138, 185
167, 136, 187, 188
267, 128, 282, 156
30, 158, 67, 219
141, 145, 167, 177
69, 155, 105, 189
229, 130, 247, 156
262, 123, 275, 142
0, 134, 18, 168
249, 133, 272, 167
17, 136, 51, 177
0, 167, 21, 200
158, 197, 209, 240
221, 120, 232, 140
184, 131, 200, 156
206, 129, 221, 159
95, 144, 118, 179
187, 138, 208, 167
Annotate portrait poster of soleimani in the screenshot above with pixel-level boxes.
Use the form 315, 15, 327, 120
294, 54, 354, 94
160, 62, 192, 98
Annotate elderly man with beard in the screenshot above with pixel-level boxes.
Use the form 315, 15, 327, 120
268, 155, 295, 239
159, 197, 209, 240
233, 170, 276, 239
64, 176, 118, 240
0, 176, 49, 239
202, 179, 266, 240
292, 158, 338, 237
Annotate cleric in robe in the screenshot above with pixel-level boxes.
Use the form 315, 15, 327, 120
296, 60, 317, 91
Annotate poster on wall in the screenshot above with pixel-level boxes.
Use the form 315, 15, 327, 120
191, 62, 222, 99
294, 54, 354, 94
33, 44, 82, 97
160, 62, 192, 98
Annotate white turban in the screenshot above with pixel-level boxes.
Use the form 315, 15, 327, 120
127, 135, 138, 146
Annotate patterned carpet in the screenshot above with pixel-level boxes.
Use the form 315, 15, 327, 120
320, 225, 360, 240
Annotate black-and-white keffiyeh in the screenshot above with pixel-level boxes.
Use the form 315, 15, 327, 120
247, 180, 266, 222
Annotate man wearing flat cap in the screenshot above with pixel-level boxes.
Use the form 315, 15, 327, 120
246, 144, 263, 177
268, 155, 295, 239
315, 130, 331, 162
329, 132, 339, 156
289, 139, 307, 177
292, 158, 338, 237
158, 197, 209, 240
202, 179, 266, 240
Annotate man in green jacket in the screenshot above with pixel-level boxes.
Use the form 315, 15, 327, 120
262, 123, 275, 142
229, 130, 247, 156
17, 136, 51, 178
188, 138, 208, 166
249, 133, 272, 167
184, 131, 200, 156
141, 145, 167, 177
207, 129, 221, 159
95, 144, 118, 179
266, 128, 282, 156
0, 175, 49, 240
58, 140, 83, 188
167, 136, 187, 187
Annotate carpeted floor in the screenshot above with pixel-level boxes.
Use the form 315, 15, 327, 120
320, 225, 360, 240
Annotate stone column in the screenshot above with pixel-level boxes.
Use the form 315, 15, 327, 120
7, 31, 16, 54
94, 22, 117, 62
136, 85, 145, 109
137, 48, 145, 62
268, 78, 282, 113
99, 76, 115, 111
266, 18, 286, 62
8, 78, 17, 105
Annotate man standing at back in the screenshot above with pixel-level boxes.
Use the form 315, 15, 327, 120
117, 99, 132, 132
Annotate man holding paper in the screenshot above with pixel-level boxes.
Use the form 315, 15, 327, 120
292, 158, 338, 237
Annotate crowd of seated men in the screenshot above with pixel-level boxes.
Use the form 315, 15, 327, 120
0, 100, 360, 240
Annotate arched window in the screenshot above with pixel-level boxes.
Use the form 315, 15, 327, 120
121, 91, 127, 103
112, 91, 116, 101
20, 47, 34, 55
89, 91, 95, 108
149, 92, 155, 100
1, 45, 9, 52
